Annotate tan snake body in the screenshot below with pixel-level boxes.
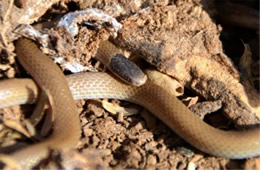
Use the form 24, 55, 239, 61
0, 38, 259, 168
10, 38, 81, 168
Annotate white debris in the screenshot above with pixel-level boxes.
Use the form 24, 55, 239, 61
50, 55, 96, 73
187, 162, 196, 170
21, 25, 42, 38
52, 56, 64, 63
58, 8, 122, 37
64, 62, 86, 73
17, 25, 50, 49
64, 61, 96, 73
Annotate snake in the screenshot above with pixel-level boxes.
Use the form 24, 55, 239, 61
0, 38, 259, 169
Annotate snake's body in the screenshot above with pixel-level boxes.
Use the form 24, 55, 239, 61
11, 38, 81, 168
0, 38, 259, 168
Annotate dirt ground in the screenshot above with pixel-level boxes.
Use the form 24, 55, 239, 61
0, 0, 259, 169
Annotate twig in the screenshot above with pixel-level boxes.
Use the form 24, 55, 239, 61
1, 0, 14, 47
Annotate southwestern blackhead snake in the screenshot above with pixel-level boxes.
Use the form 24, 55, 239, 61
0, 38, 259, 169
